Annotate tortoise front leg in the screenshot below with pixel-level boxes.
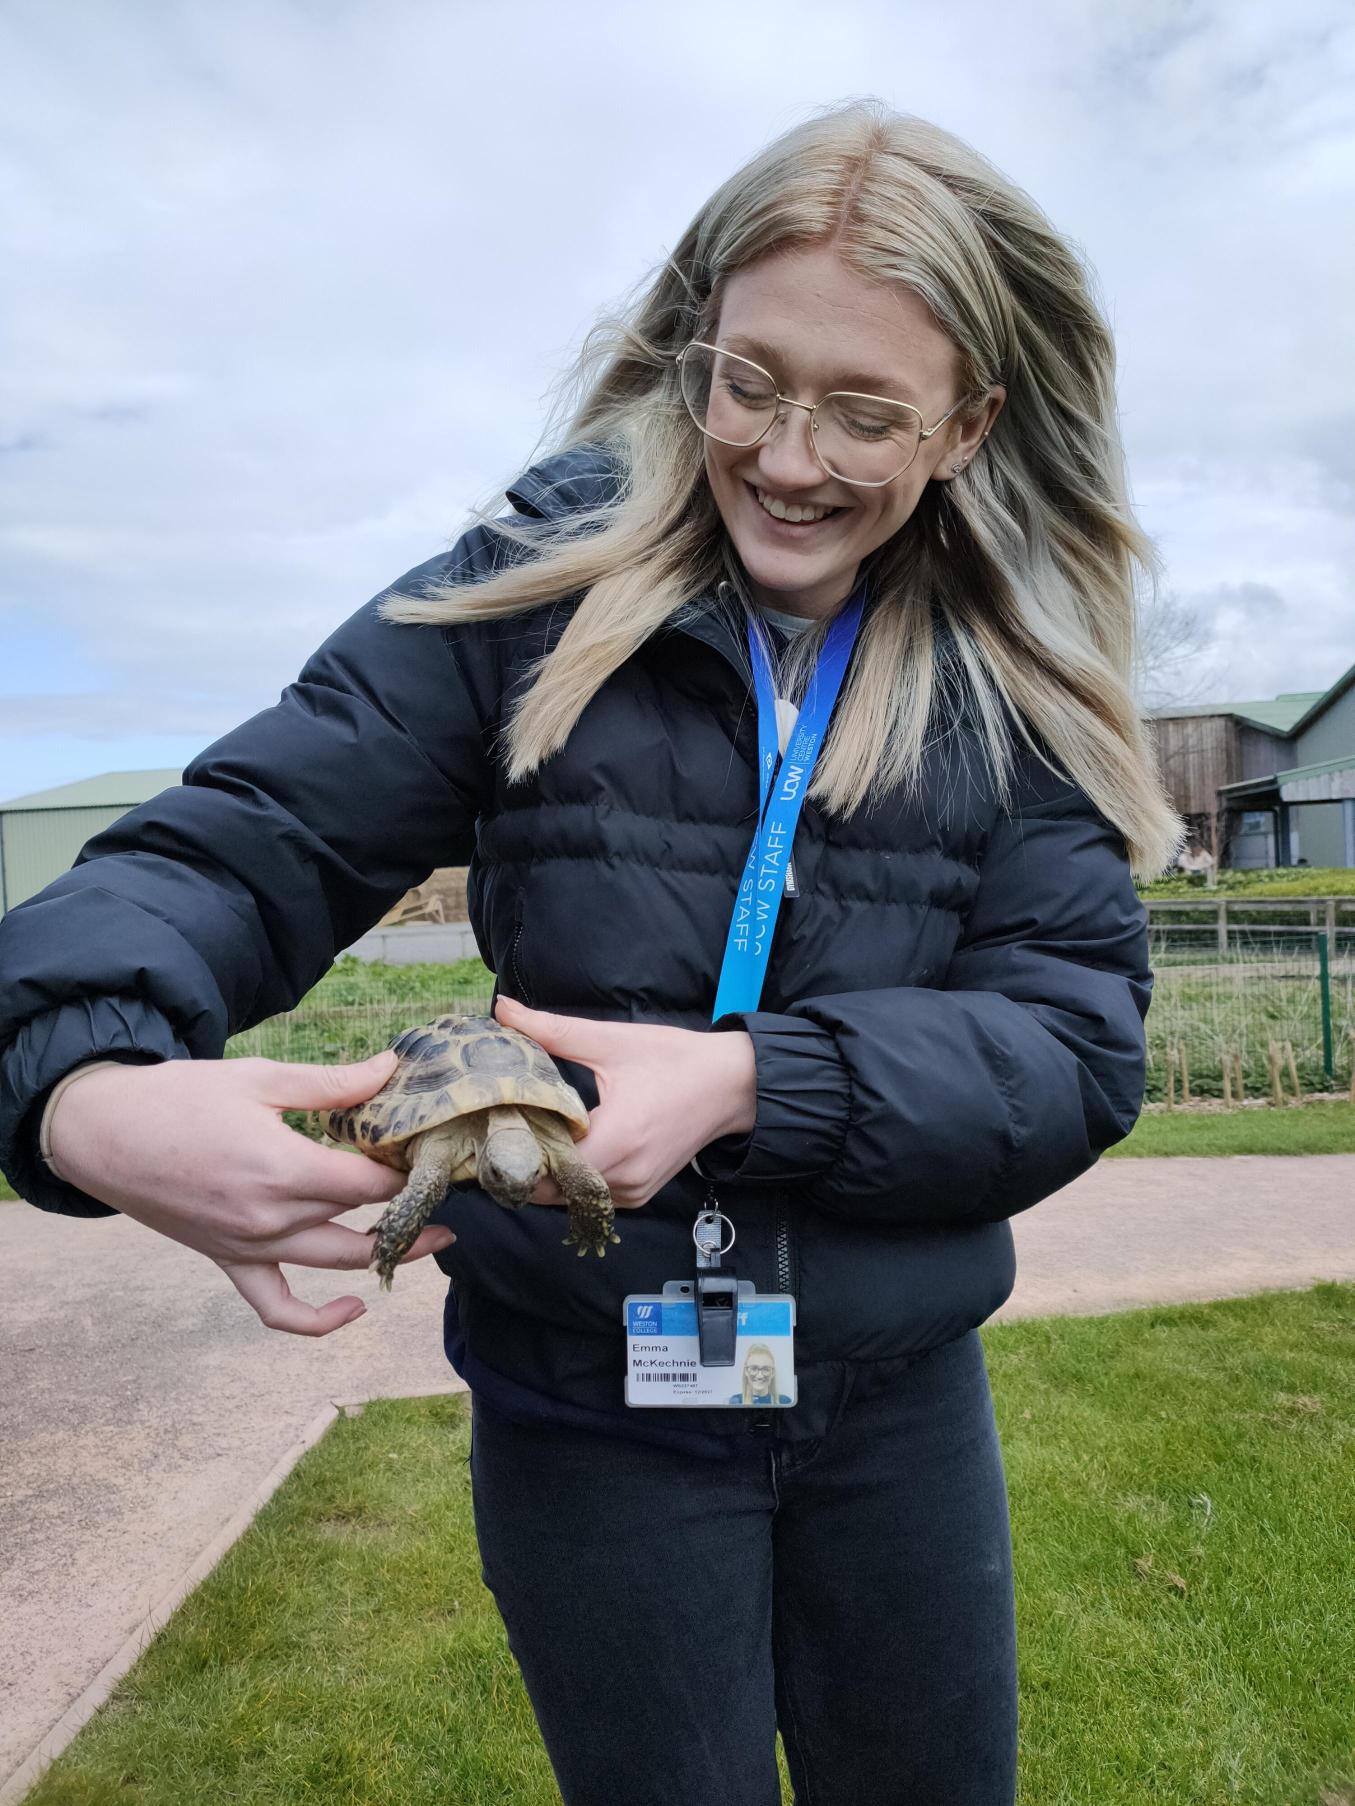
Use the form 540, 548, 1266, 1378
532, 1115, 619, 1258
367, 1121, 468, 1291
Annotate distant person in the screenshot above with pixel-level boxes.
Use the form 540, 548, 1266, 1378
0, 98, 1179, 1806
1177, 841, 1216, 883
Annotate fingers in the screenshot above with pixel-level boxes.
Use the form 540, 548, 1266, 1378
246, 1049, 399, 1112
214, 1222, 456, 1337
255, 1220, 457, 1271
269, 1133, 410, 1211
493, 998, 613, 1074
215, 1258, 369, 1337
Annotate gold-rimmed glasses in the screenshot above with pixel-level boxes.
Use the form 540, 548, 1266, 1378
676, 340, 967, 487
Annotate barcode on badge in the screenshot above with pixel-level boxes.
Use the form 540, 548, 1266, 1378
635, 1372, 696, 1383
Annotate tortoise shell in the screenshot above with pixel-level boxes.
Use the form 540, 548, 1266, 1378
324, 1014, 589, 1170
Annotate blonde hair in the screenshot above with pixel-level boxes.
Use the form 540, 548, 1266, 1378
740, 1344, 779, 1406
380, 98, 1182, 878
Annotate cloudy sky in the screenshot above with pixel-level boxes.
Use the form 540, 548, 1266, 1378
2, 0, 1352, 803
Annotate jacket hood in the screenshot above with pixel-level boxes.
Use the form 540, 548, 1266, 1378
505, 443, 627, 521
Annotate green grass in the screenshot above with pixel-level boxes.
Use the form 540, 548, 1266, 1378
1140, 868, 1355, 900
18, 1284, 1355, 1805
1107, 1099, 1355, 1158
229, 954, 496, 1072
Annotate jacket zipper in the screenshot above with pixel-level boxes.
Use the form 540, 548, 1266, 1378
510, 912, 533, 1006
774, 1207, 792, 1294
704, 1181, 792, 1298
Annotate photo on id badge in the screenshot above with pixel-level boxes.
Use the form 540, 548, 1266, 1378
729, 1342, 793, 1406
623, 1293, 798, 1407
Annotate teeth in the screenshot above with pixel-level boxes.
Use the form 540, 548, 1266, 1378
755, 487, 838, 524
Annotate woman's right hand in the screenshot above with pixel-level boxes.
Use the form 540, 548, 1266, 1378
44, 1051, 455, 1337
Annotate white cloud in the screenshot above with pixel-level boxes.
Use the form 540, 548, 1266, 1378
1, 0, 1352, 804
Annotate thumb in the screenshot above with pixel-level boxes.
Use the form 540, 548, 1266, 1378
250, 1048, 399, 1112
495, 996, 603, 1060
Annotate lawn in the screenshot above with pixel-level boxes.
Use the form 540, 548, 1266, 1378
1107, 1098, 1355, 1158
17, 1282, 1355, 1806
1139, 868, 1355, 900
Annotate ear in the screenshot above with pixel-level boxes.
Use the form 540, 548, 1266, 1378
941, 385, 1006, 481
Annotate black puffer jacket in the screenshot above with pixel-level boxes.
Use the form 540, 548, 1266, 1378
0, 444, 1152, 1452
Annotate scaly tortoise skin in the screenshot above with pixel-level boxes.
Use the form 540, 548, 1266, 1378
323, 1013, 618, 1289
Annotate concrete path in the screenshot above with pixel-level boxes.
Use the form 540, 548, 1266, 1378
2, 1155, 1353, 1798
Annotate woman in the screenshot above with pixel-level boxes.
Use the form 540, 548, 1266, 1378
1, 101, 1179, 1804
731, 1344, 793, 1407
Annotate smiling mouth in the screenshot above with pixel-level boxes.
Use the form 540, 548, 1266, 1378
746, 481, 847, 526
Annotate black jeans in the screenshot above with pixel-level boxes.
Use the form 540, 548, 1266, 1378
469, 1328, 1018, 1806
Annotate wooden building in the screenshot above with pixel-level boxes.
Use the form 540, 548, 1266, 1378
1150, 661, 1355, 869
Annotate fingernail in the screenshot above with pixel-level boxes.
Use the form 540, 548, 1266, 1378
347, 1304, 367, 1323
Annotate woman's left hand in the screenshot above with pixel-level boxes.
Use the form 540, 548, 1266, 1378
492, 996, 757, 1209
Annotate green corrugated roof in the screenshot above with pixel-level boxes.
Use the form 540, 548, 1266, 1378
1151, 693, 1326, 733
1220, 754, 1355, 796
0, 768, 182, 811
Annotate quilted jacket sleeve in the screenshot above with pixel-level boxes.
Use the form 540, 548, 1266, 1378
695, 750, 1153, 1226
0, 536, 504, 1218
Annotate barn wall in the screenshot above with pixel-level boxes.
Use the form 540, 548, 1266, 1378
0, 806, 132, 911
1236, 726, 1296, 781
1295, 681, 1355, 770
1149, 715, 1234, 817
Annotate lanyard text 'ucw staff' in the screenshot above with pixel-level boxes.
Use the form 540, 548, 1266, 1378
710, 580, 867, 1022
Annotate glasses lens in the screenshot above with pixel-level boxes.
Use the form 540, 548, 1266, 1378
814, 393, 921, 484
680, 344, 776, 446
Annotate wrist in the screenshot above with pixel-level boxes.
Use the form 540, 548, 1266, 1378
41, 1060, 130, 1179
708, 1029, 757, 1140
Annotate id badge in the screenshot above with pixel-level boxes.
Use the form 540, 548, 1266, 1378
623, 1284, 797, 1408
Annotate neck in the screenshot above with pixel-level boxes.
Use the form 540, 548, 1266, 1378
746, 566, 863, 622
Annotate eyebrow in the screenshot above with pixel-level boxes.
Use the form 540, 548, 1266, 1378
719, 333, 922, 405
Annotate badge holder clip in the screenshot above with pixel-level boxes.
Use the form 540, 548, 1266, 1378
693, 1207, 739, 1368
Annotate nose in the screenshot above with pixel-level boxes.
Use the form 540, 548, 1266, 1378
753, 401, 825, 491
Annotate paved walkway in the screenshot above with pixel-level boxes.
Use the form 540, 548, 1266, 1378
3, 1157, 1353, 1797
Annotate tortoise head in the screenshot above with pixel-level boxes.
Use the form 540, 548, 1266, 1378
477, 1111, 546, 1208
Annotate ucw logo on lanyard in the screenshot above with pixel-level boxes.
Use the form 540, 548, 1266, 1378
710, 578, 867, 1021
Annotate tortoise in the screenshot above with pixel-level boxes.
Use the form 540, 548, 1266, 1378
323, 1013, 618, 1290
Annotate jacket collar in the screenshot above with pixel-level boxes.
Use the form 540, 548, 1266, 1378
505, 443, 750, 682
504, 443, 896, 685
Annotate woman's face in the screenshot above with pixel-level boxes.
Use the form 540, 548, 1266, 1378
744, 1353, 776, 1394
701, 241, 1003, 618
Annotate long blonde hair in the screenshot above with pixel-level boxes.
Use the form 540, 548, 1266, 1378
380, 99, 1182, 878
740, 1344, 780, 1406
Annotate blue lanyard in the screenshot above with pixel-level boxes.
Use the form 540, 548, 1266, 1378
711, 580, 866, 1020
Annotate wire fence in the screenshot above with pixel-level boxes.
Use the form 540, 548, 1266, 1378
226, 963, 496, 1141
1144, 925, 1353, 1102
225, 931, 1355, 1113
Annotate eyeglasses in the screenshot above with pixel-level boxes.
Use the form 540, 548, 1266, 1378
676, 340, 967, 487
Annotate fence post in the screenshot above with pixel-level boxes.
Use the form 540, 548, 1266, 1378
1216, 899, 1228, 955
1318, 933, 1334, 1082
1325, 898, 1337, 961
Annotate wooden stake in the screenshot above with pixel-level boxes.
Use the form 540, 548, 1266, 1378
1165, 1043, 1177, 1111
1179, 1042, 1192, 1103
1233, 1052, 1245, 1102
1267, 1041, 1284, 1108
1284, 1040, 1302, 1103
1221, 1054, 1232, 1107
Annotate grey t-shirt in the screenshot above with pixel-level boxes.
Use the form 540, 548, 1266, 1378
755, 602, 816, 638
